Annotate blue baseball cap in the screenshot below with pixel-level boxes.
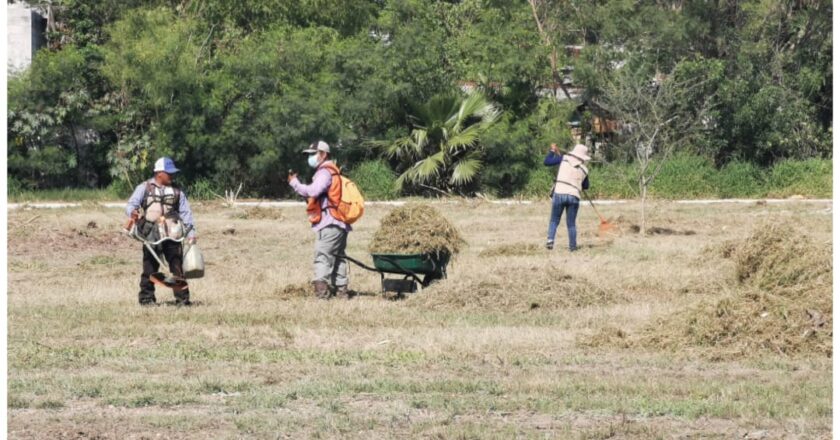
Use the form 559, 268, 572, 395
153, 157, 180, 174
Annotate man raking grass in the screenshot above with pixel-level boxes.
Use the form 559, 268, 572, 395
543, 130, 591, 251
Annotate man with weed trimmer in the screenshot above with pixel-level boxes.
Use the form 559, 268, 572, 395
125, 157, 198, 306
544, 130, 591, 252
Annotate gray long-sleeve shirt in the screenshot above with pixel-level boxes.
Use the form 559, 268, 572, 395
125, 179, 197, 238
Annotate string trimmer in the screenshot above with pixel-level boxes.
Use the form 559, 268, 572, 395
124, 217, 191, 289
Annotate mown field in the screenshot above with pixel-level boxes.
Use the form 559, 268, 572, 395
7, 199, 832, 439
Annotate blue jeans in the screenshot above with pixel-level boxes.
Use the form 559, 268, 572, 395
546, 193, 580, 250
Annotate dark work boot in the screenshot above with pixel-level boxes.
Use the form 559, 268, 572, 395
174, 288, 192, 306
313, 281, 331, 300
139, 290, 157, 306
335, 285, 352, 300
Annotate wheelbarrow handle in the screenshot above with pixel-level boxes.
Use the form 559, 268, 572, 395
339, 253, 426, 287
337, 253, 379, 273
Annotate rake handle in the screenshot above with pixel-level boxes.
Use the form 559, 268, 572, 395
581, 190, 607, 223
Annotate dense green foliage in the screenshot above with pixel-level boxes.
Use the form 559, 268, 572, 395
8, 0, 832, 198
346, 160, 398, 201
575, 155, 831, 200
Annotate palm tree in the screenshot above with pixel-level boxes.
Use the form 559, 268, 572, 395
383, 92, 500, 193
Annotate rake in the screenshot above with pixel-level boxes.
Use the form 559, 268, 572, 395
581, 190, 617, 238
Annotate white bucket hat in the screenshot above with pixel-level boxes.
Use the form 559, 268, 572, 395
566, 144, 591, 163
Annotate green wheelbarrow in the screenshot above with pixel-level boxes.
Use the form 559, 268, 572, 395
340, 252, 450, 295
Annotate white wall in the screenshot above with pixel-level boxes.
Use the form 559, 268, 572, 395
7, 2, 46, 74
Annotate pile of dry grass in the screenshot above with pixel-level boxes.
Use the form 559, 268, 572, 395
230, 207, 285, 220
411, 265, 622, 312
635, 223, 832, 358
369, 204, 465, 256
478, 242, 541, 258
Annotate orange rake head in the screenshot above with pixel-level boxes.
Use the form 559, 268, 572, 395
597, 218, 618, 238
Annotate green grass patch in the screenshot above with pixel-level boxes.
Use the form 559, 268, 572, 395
649, 153, 718, 198
714, 160, 767, 198
34, 398, 65, 409
587, 162, 637, 199
83, 255, 131, 267
516, 155, 831, 199
9, 188, 121, 203
8, 395, 31, 409
347, 159, 399, 200
766, 158, 832, 198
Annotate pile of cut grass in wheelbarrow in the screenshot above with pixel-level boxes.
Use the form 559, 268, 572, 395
369, 204, 465, 256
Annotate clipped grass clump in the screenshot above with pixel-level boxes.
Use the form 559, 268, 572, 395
731, 224, 831, 289
369, 204, 465, 256
230, 207, 286, 220
636, 223, 832, 358
275, 283, 312, 300
478, 242, 541, 258
412, 266, 622, 312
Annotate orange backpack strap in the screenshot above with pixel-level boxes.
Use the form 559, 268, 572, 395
318, 162, 343, 210
307, 162, 342, 224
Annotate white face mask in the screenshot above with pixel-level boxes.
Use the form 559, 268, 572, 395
307, 154, 321, 168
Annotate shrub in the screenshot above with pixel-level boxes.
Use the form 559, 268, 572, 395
187, 178, 221, 201
517, 167, 555, 199
107, 179, 135, 199
649, 153, 717, 199
714, 161, 765, 198
587, 162, 637, 199
766, 159, 832, 198
8, 177, 27, 198
479, 116, 540, 197
347, 160, 398, 200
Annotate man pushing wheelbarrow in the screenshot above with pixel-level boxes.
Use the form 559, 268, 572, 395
288, 141, 365, 300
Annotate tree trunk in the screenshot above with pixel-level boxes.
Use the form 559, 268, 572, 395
528, 0, 572, 100
640, 181, 647, 236
68, 122, 85, 186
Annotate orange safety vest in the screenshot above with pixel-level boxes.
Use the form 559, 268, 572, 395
306, 162, 343, 225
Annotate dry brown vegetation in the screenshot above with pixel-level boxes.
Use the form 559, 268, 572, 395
635, 224, 832, 358
7, 200, 832, 439
369, 204, 465, 255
